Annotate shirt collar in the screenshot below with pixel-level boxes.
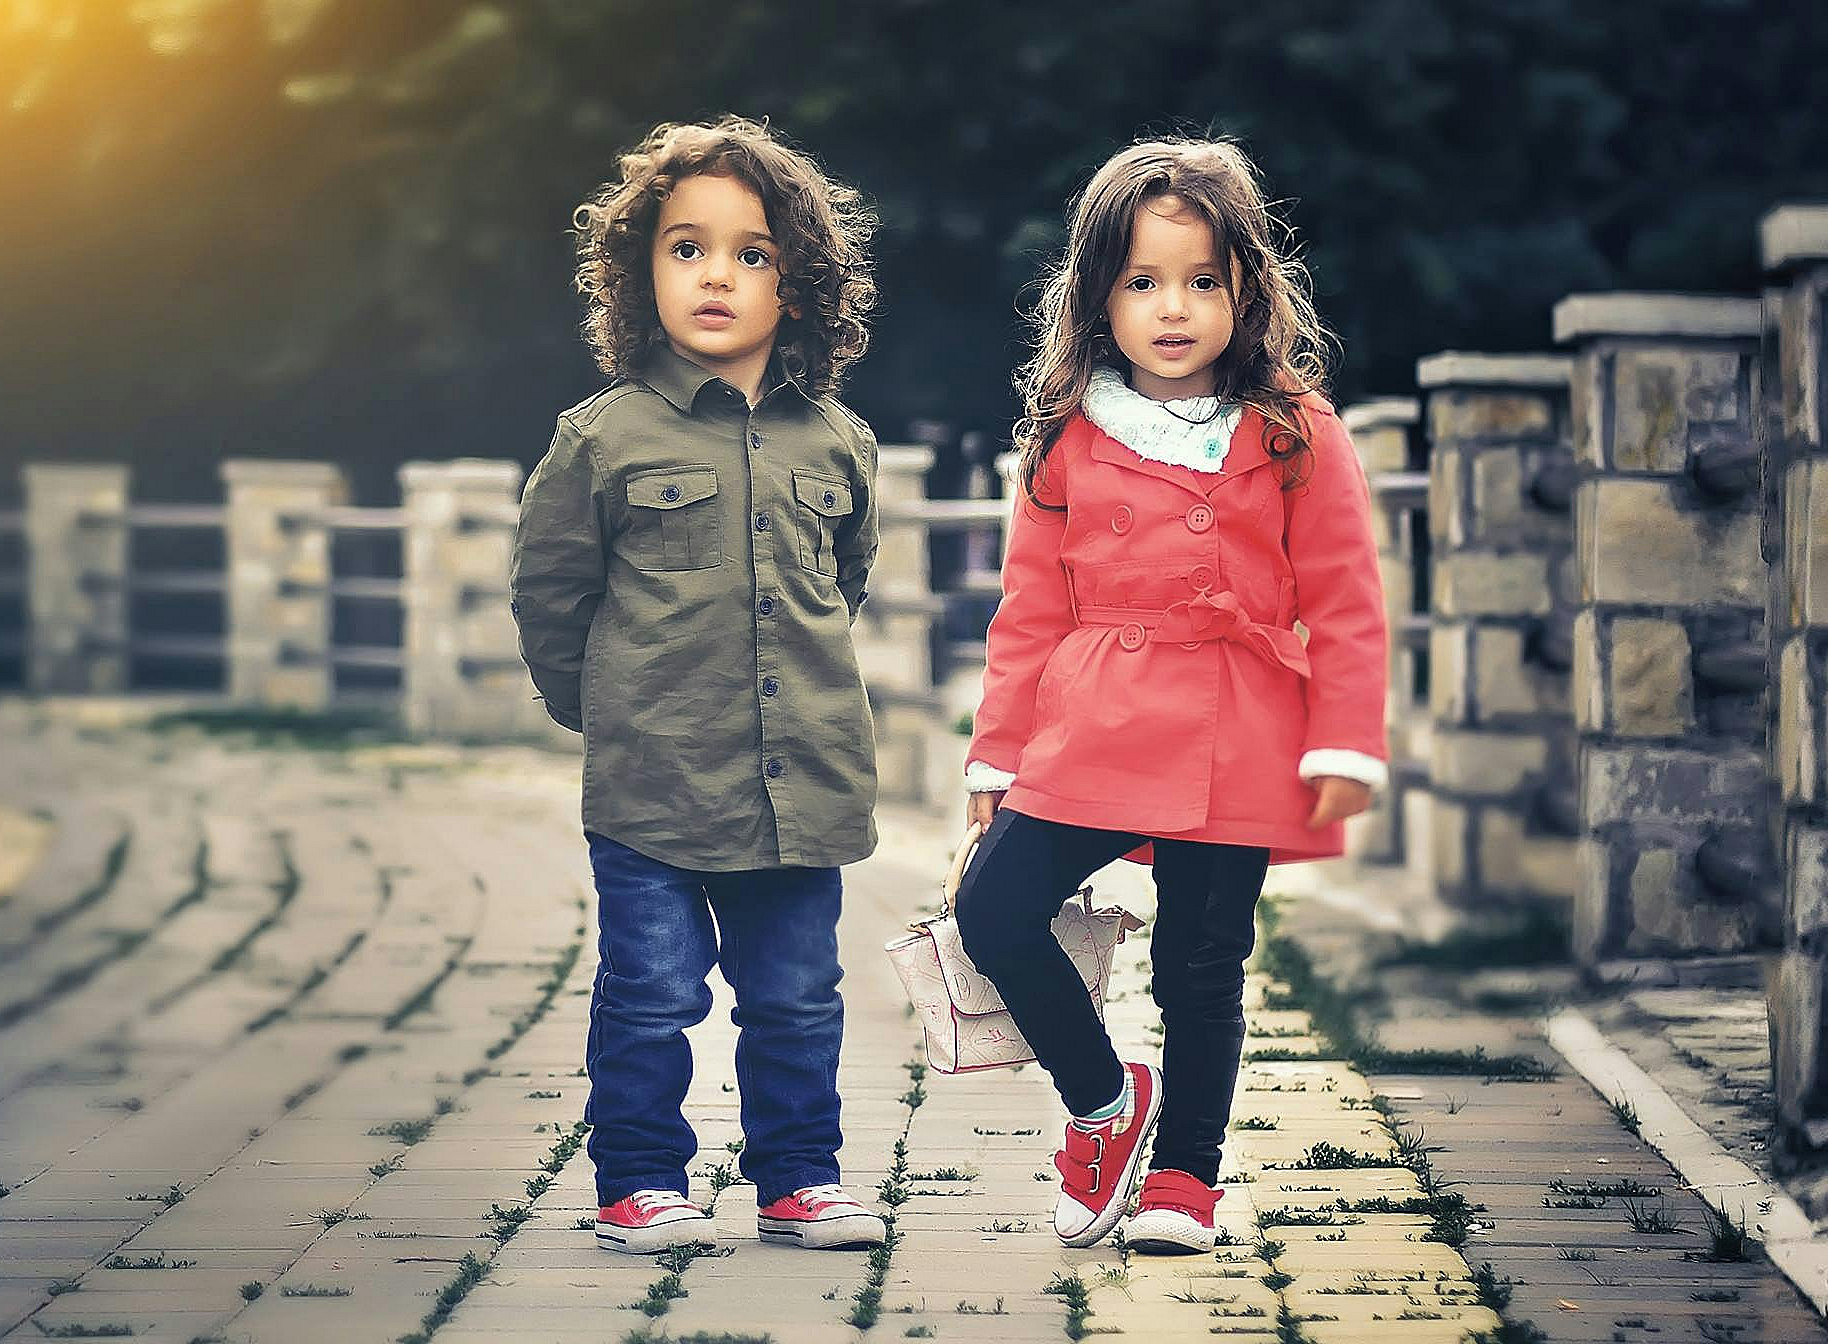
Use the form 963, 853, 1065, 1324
638, 341, 813, 415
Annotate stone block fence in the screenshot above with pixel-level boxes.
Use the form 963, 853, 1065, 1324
4, 199, 1828, 1151
0, 450, 1003, 803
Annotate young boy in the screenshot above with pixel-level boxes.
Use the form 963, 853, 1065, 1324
510, 117, 886, 1254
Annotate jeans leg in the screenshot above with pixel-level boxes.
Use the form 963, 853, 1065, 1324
954, 808, 1140, 1117
705, 865, 845, 1206
1146, 841, 1269, 1184
583, 832, 719, 1206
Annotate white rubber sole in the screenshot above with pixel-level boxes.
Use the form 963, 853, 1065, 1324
758, 1211, 887, 1250
595, 1216, 717, 1254
1053, 1063, 1165, 1249
1122, 1207, 1216, 1255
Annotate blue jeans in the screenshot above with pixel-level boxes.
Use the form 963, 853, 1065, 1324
583, 832, 845, 1207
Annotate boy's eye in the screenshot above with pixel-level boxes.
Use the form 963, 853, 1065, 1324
738, 247, 774, 269
670, 240, 703, 261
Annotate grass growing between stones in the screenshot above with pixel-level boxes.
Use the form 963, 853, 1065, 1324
1254, 901, 1555, 1081
1376, 906, 1570, 970
1042, 1271, 1093, 1340
29, 1324, 135, 1338
845, 1053, 921, 1331
147, 706, 408, 750
21, 831, 131, 943
396, 1252, 487, 1344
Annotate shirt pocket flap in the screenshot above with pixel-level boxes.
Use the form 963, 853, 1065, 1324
793, 471, 852, 517
628, 467, 719, 510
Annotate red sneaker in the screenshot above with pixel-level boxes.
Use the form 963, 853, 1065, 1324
1123, 1169, 1222, 1254
1051, 1061, 1162, 1247
595, 1189, 715, 1254
757, 1183, 887, 1250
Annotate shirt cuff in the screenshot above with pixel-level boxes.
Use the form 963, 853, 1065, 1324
1297, 748, 1388, 792
964, 759, 1017, 793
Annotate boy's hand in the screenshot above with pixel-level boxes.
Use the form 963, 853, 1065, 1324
1304, 775, 1372, 829
967, 790, 1005, 831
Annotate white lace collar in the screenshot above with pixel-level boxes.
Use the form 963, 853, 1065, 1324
1081, 365, 1245, 474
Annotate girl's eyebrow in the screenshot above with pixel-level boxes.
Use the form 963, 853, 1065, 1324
1123, 258, 1225, 272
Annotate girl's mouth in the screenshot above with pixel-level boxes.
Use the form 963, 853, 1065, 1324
693, 302, 736, 327
1154, 334, 1195, 356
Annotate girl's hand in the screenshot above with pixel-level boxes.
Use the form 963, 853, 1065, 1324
967, 790, 1005, 831
1304, 776, 1372, 829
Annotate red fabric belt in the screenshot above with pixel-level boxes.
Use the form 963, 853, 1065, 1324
1075, 588, 1312, 679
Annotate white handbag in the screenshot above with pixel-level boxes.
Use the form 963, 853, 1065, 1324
885, 822, 1142, 1075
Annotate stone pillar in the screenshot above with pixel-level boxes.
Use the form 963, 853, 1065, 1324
23, 464, 130, 692
1761, 206, 1828, 1149
1342, 399, 1424, 866
1416, 354, 1578, 911
1556, 294, 1775, 967
858, 445, 939, 804
399, 459, 546, 740
221, 460, 346, 711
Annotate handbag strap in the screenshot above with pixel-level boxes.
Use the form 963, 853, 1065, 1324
935, 822, 984, 920
934, 820, 1095, 921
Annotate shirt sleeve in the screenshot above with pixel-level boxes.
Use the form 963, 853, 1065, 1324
967, 460, 1073, 776
509, 415, 607, 733
833, 418, 879, 624
1284, 403, 1391, 785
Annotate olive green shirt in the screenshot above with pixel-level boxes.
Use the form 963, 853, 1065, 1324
509, 343, 880, 871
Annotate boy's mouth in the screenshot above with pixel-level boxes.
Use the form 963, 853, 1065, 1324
693, 301, 736, 326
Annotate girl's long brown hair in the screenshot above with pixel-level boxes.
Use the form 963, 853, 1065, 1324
1014, 137, 1337, 502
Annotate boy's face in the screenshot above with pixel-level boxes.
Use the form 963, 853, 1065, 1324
651, 172, 786, 379
1104, 193, 1241, 402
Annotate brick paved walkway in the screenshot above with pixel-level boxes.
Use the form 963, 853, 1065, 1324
0, 698, 1820, 1342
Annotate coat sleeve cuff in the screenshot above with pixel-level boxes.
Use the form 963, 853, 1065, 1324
964, 759, 1017, 793
1297, 748, 1388, 791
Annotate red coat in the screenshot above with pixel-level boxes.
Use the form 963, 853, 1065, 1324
969, 397, 1389, 865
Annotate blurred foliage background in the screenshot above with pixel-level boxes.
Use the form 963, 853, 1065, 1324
2, 0, 1824, 500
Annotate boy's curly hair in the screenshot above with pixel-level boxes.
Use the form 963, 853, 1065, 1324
572, 116, 877, 398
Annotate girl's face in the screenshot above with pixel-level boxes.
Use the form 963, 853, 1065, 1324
651, 172, 786, 380
1103, 193, 1241, 401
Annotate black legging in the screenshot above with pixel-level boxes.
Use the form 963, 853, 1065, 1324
955, 806, 1269, 1185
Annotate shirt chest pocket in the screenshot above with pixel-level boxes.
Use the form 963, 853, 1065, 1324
791, 469, 852, 578
621, 466, 723, 572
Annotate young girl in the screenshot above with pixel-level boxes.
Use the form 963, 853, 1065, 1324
956, 138, 1389, 1255
512, 117, 887, 1254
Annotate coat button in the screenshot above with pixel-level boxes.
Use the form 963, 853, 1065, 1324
661, 484, 681, 502
1190, 563, 1215, 590
823, 490, 837, 508
762, 677, 780, 697
1111, 505, 1133, 535
1186, 504, 1214, 532
757, 596, 776, 617
750, 431, 763, 449
755, 512, 771, 532
765, 758, 785, 779
1118, 622, 1146, 651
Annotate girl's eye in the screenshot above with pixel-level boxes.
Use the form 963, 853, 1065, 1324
670, 240, 703, 261
1191, 275, 1219, 292
738, 247, 774, 269
1125, 276, 1154, 292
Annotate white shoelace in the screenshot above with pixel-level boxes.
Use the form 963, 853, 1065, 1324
796, 1183, 861, 1210
629, 1190, 698, 1214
